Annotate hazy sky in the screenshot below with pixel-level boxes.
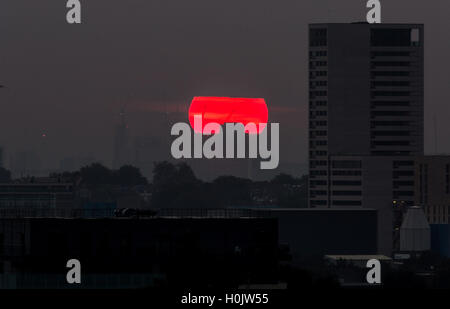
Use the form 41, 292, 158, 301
1, 0, 449, 173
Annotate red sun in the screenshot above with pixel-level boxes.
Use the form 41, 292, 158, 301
188, 96, 268, 134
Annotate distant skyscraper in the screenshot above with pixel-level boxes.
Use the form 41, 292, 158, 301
10, 150, 42, 177
308, 23, 424, 255
113, 107, 131, 169
0, 146, 4, 168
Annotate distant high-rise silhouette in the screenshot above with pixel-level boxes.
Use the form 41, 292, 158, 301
113, 107, 131, 169
10, 149, 42, 178
0, 146, 3, 169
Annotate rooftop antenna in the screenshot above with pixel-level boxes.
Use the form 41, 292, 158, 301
119, 106, 126, 127
434, 114, 438, 154
118, 91, 133, 128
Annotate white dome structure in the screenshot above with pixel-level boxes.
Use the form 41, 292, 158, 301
400, 206, 430, 252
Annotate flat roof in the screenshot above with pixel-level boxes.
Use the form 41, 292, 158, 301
325, 255, 391, 261
247, 207, 376, 212
310, 22, 423, 27
2, 216, 272, 220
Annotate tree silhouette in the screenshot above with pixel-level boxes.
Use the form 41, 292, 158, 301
79, 163, 148, 186
151, 161, 206, 208
269, 174, 308, 208
150, 161, 309, 209
80, 163, 112, 186
114, 165, 148, 186
271, 173, 297, 185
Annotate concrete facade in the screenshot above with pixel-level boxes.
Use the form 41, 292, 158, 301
308, 23, 424, 256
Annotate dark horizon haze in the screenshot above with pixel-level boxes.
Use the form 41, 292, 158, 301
1, 0, 449, 179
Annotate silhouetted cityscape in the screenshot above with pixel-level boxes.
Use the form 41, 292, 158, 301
1, 1, 450, 304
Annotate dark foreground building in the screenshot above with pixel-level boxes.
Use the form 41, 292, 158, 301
0, 217, 278, 289
256, 208, 378, 263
